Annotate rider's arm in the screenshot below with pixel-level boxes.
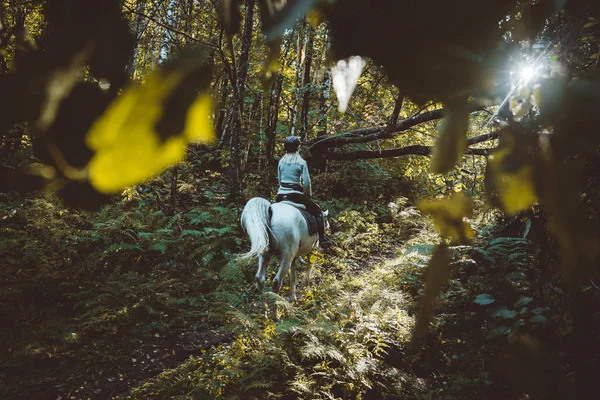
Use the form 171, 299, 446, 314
277, 161, 282, 185
301, 161, 312, 197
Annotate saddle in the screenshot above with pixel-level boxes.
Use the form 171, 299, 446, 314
276, 201, 319, 236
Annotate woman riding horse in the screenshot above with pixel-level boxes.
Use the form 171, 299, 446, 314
276, 136, 333, 249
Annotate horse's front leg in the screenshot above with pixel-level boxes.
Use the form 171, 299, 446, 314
255, 253, 271, 291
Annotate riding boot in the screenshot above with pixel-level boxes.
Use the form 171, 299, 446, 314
316, 214, 333, 249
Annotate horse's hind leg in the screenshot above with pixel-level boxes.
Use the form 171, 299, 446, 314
272, 252, 294, 295
289, 259, 298, 302
255, 253, 271, 291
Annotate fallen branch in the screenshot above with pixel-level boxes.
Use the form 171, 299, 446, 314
306, 101, 491, 151
320, 132, 498, 161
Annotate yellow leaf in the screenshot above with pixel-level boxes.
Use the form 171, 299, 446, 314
419, 192, 475, 243
86, 63, 214, 193
488, 147, 537, 216
430, 105, 469, 174
307, 9, 324, 28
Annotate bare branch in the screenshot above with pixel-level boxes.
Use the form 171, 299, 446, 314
123, 3, 217, 48
307, 101, 490, 151
320, 132, 498, 161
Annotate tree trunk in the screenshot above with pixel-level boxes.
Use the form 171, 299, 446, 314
385, 93, 404, 132
300, 22, 314, 142
126, 0, 147, 78
215, 74, 229, 138
289, 19, 306, 137
318, 68, 331, 137
169, 166, 178, 215
228, 0, 255, 201
265, 72, 283, 164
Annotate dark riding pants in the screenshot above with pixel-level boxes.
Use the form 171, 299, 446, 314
275, 193, 322, 216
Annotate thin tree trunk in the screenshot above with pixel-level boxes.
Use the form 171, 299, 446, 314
228, 0, 255, 200
289, 19, 306, 137
317, 30, 331, 138
266, 70, 284, 163
126, 0, 147, 78
215, 75, 229, 137
385, 93, 404, 132
169, 166, 178, 215
300, 22, 314, 142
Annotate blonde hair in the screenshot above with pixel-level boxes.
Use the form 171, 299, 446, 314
280, 152, 304, 165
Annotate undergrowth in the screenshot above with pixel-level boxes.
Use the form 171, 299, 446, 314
1, 171, 570, 400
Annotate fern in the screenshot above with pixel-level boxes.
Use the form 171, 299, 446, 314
150, 240, 171, 254
105, 243, 142, 253
473, 236, 532, 267
180, 229, 205, 238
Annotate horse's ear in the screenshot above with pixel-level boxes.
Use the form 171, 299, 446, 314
323, 209, 329, 217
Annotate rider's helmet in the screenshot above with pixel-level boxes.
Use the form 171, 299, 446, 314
284, 136, 301, 153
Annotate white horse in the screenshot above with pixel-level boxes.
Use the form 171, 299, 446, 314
239, 197, 329, 301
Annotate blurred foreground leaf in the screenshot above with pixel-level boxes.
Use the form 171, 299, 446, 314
411, 244, 451, 345
486, 133, 537, 216
419, 192, 475, 243
86, 54, 215, 194
430, 103, 469, 174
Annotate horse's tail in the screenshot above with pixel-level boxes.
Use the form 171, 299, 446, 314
239, 197, 272, 259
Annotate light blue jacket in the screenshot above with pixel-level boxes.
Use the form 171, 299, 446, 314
277, 157, 312, 196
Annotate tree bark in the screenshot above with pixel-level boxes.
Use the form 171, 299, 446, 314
289, 19, 306, 137
322, 141, 493, 161
126, 0, 147, 78
385, 92, 404, 132
306, 101, 489, 152
228, 0, 255, 200
300, 22, 314, 142
318, 70, 331, 136
169, 166, 178, 215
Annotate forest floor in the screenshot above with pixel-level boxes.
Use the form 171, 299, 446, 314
1, 193, 568, 399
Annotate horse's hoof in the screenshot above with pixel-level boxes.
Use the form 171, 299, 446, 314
255, 277, 265, 291
272, 278, 282, 293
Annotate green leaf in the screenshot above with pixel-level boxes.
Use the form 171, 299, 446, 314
513, 296, 533, 308
523, 219, 532, 238
529, 315, 547, 323
474, 293, 496, 305
532, 307, 549, 315
487, 325, 511, 338
490, 306, 517, 319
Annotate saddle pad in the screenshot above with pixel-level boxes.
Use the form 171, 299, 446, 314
298, 208, 319, 236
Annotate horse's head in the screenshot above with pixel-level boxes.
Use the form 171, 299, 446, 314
322, 209, 330, 230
